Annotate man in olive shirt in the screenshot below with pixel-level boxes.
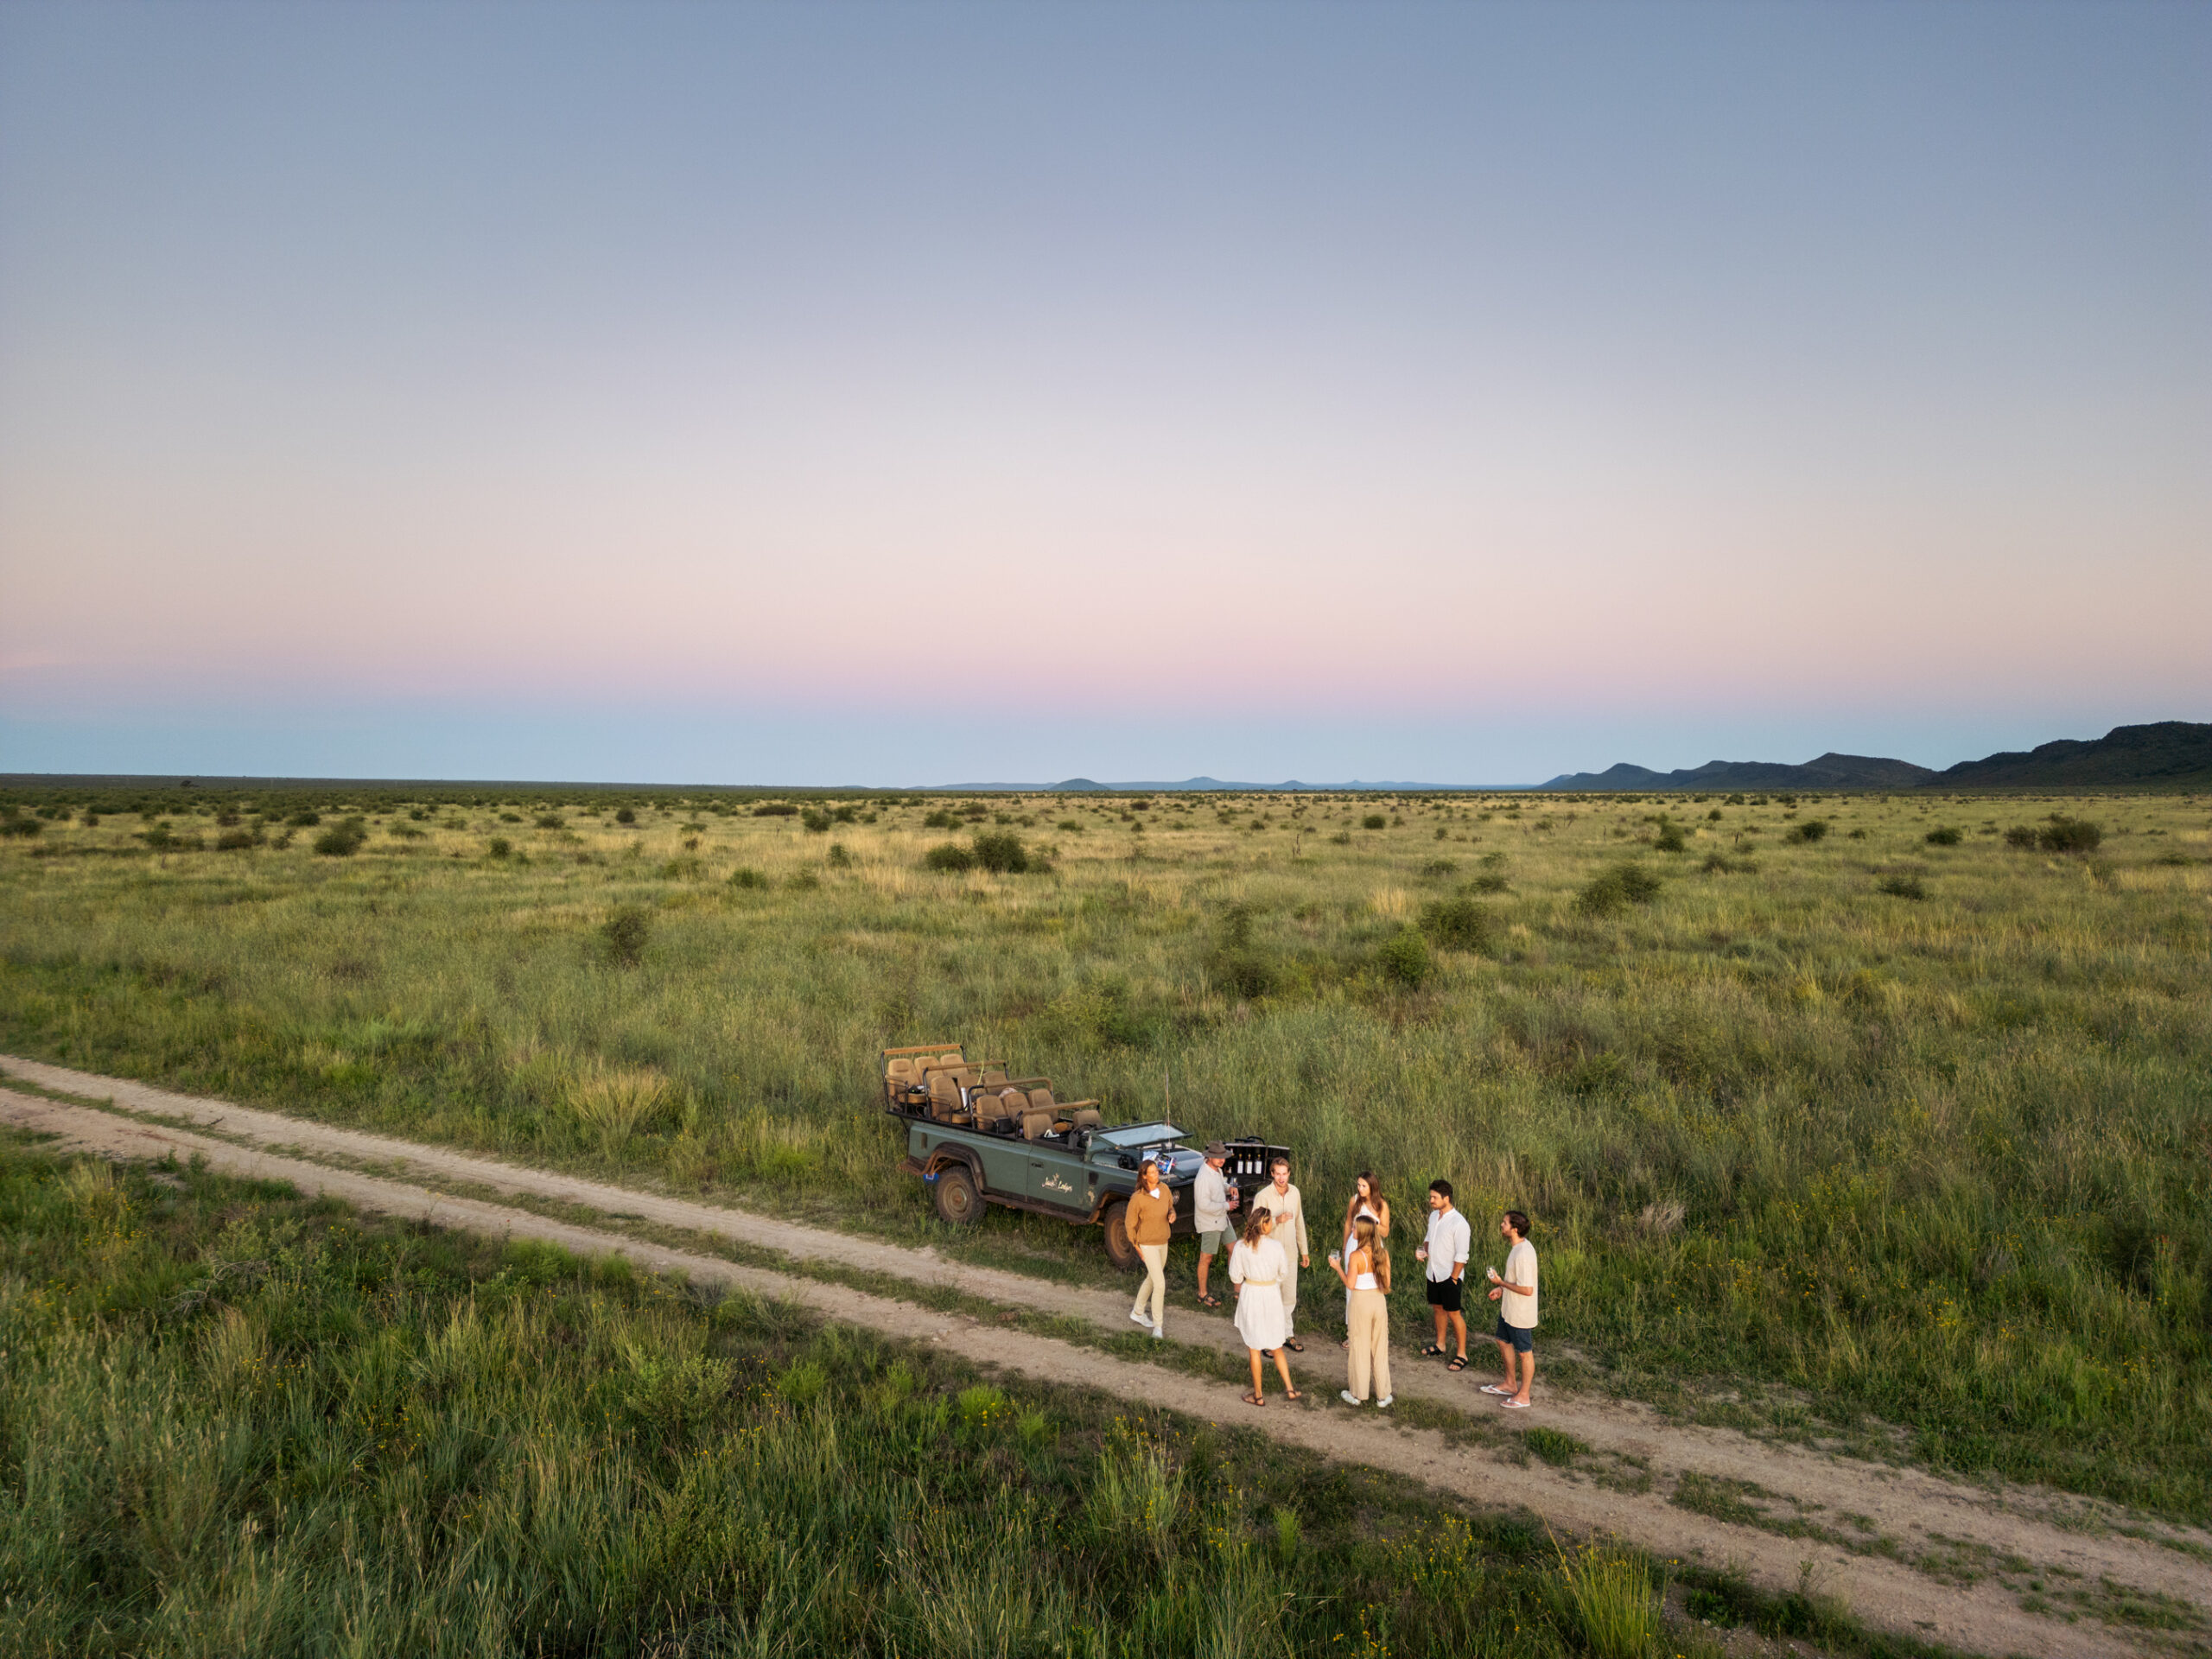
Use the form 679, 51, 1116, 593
1249, 1157, 1311, 1351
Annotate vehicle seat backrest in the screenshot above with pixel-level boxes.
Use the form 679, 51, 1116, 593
1070, 1109, 1102, 1130
887, 1057, 915, 1085
1026, 1088, 1055, 1114
981, 1068, 1007, 1086
976, 1090, 1019, 1125
937, 1052, 963, 1070
1020, 1110, 1057, 1141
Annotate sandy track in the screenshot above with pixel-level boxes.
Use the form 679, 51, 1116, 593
4, 1058, 2207, 1656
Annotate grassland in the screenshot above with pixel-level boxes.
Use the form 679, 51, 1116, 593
0, 1130, 1836, 1659
0, 782, 2207, 1524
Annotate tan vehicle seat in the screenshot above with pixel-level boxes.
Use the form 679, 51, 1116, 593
976, 1090, 1021, 1128
1020, 1109, 1058, 1141
1068, 1109, 1102, 1130
928, 1071, 963, 1122
887, 1057, 917, 1089
980, 1068, 1007, 1086
1026, 1088, 1056, 1115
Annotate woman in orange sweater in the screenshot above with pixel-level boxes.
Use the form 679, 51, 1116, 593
1126, 1160, 1176, 1340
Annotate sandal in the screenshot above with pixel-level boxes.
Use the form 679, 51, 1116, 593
1243, 1391, 1264, 1407
1421, 1344, 1446, 1358
1198, 1294, 1222, 1309
1282, 1339, 1304, 1353
1446, 1355, 1469, 1372
1283, 1389, 1302, 1402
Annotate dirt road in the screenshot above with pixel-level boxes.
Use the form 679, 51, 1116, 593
4, 1056, 2205, 1657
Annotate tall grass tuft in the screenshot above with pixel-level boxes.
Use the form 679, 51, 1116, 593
1550, 1540, 1662, 1659
564, 1061, 672, 1154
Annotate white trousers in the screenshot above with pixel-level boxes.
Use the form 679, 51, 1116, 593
1132, 1244, 1168, 1333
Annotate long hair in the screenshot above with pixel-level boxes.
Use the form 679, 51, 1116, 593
1138, 1158, 1160, 1192
1344, 1171, 1387, 1236
1351, 1214, 1390, 1292
1240, 1206, 1273, 1247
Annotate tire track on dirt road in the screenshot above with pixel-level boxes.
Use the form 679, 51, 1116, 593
4, 1060, 2207, 1656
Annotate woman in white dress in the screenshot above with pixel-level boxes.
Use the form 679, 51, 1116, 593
1229, 1209, 1300, 1405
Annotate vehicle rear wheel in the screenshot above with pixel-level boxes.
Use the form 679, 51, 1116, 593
932, 1164, 982, 1226
1101, 1200, 1140, 1272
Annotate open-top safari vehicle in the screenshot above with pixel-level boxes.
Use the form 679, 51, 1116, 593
881, 1043, 1288, 1270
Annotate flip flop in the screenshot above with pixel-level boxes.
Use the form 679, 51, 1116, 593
1501, 1398, 1531, 1409
1479, 1383, 1511, 1395
1446, 1355, 1469, 1372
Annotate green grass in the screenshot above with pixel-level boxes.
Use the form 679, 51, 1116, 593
1, 785, 2209, 1522
1, 1131, 1716, 1658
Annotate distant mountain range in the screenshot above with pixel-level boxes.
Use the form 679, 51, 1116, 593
938, 777, 1511, 792
1539, 721, 2211, 791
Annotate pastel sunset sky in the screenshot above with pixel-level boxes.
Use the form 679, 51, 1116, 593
2, 3, 2205, 785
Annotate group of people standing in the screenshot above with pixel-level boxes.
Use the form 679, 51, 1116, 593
1124, 1149, 1540, 1411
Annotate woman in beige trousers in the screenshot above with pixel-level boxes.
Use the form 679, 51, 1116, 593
1329, 1214, 1393, 1408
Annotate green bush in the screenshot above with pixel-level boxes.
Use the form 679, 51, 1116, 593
2041, 817, 2102, 854
924, 809, 961, 829
728, 866, 767, 888
2004, 824, 2038, 849
1577, 864, 1662, 917
1785, 819, 1830, 843
214, 829, 258, 852
1653, 821, 1688, 854
1418, 897, 1495, 954
286, 810, 321, 828
535, 813, 565, 830
799, 809, 832, 834
615, 806, 637, 824
924, 842, 975, 872
486, 836, 512, 860
600, 906, 651, 966
312, 819, 368, 857
753, 803, 796, 817
1376, 925, 1431, 987
0, 816, 42, 839
971, 831, 1030, 874
1925, 826, 1963, 846
1878, 874, 1928, 900
1421, 858, 1458, 878
1361, 813, 1387, 830
827, 842, 852, 868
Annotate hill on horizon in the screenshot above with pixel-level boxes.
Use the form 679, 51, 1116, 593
1541, 721, 2211, 791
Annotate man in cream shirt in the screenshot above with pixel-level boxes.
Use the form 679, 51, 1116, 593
1249, 1158, 1310, 1350
1484, 1210, 1540, 1408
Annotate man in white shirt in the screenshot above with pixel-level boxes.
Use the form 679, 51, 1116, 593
1192, 1141, 1236, 1308
1249, 1158, 1311, 1350
1484, 1210, 1540, 1408
1413, 1179, 1471, 1370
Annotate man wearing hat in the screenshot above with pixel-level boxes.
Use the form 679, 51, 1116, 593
1192, 1141, 1237, 1308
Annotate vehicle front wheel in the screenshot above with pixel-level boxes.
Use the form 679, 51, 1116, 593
1101, 1201, 1140, 1272
932, 1164, 982, 1227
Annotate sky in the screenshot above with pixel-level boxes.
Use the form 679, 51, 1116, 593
2, 3, 2206, 786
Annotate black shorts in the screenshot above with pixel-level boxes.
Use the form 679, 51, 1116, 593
1424, 1276, 1463, 1313
1495, 1315, 1534, 1353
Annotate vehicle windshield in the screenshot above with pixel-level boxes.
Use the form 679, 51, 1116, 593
1089, 1121, 1188, 1149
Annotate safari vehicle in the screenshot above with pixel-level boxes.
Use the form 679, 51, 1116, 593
881, 1044, 1288, 1270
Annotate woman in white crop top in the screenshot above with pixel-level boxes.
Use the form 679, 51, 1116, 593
1329, 1213, 1394, 1407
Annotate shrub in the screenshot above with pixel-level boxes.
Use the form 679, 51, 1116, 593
1419, 897, 1495, 954
1207, 904, 1275, 999
924, 842, 975, 873
1925, 825, 1962, 846
1057, 819, 1083, 832
533, 813, 564, 830
1421, 858, 1458, 878
615, 806, 637, 824
1653, 821, 1687, 854
486, 836, 512, 859
1361, 813, 1387, 830
752, 803, 796, 817
214, 829, 258, 852
1785, 819, 1830, 843
2004, 824, 2038, 849
286, 810, 321, 828
2041, 817, 2102, 854
600, 906, 651, 966
728, 866, 767, 888
1577, 864, 1662, 917
786, 869, 820, 891
798, 809, 830, 833
499, 811, 524, 823
1376, 925, 1432, 988
312, 819, 368, 857
0, 816, 42, 839
831, 804, 858, 823
924, 809, 961, 829
139, 824, 203, 851
971, 831, 1030, 874
1878, 874, 1927, 900
827, 842, 851, 868
1329, 830, 1352, 846
1471, 872, 1510, 893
